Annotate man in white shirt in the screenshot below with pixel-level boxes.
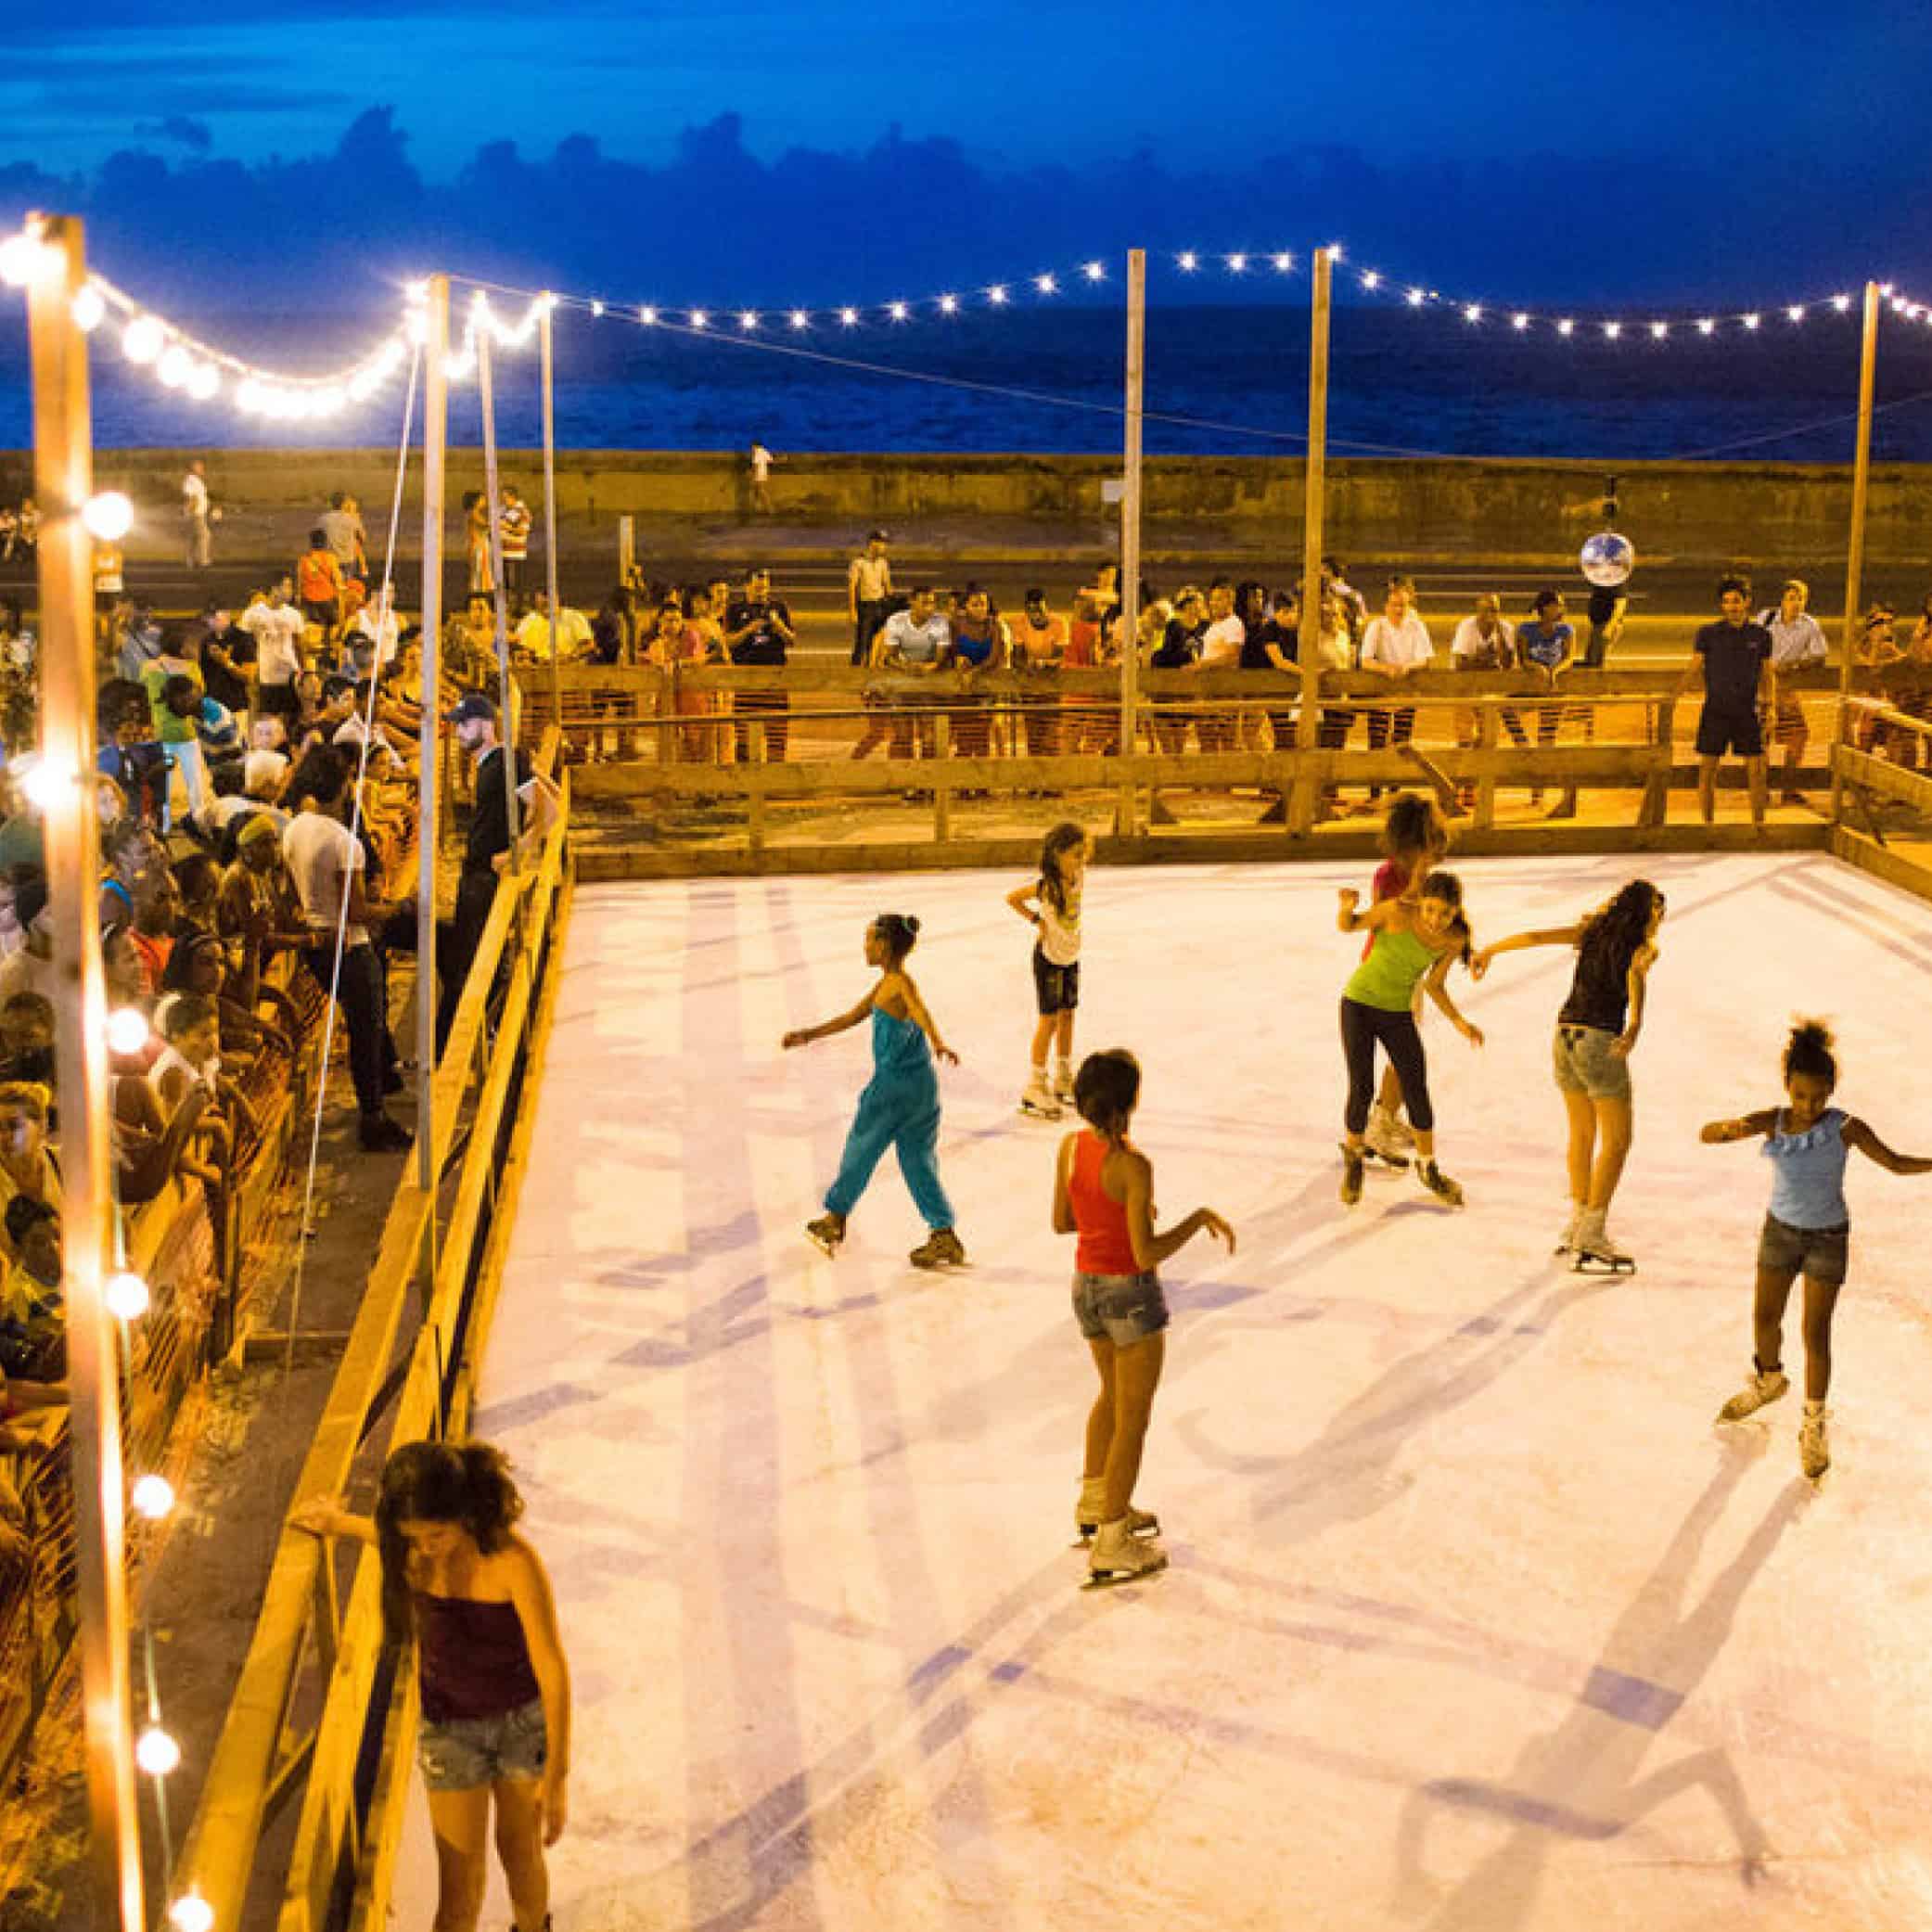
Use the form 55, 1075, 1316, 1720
1759, 577, 1828, 805
1196, 578, 1247, 751
848, 530, 893, 666
1359, 573, 1435, 787
855, 585, 949, 761
239, 575, 306, 724
182, 459, 211, 569
514, 590, 594, 662
283, 745, 408, 1150
748, 441, 774, 516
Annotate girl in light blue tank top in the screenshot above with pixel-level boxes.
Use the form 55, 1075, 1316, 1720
782, 911, 966, 1270
1700, 1019, 1932, 1478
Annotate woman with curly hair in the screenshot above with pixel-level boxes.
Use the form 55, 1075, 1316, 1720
296, 1439, 571, 1932
1473, 878, 1666, 1272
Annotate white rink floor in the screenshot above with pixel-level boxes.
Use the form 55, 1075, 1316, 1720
394, 851, 1932, 1931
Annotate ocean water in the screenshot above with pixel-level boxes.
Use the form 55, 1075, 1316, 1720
3, 302, 1930, 462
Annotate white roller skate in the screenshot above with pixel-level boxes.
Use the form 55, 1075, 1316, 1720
1555, 1203, 1583, 1259
1716, 1363, 1789, 1425
1053, 1060, 1077, 1109
1018, 1070, 1062, 1120
1572, 1207, 1635, 1276
1363, 1104, 1412, 1171
1084, 1517, 1169, 1589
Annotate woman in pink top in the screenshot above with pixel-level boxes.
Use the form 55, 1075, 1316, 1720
1051, 1048, 1233, 1586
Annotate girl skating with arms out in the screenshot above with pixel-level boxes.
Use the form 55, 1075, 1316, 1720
1701, 1019, 1932, 1478
1336, 871, 1483, 1209
784, 912, 966, 1270
1361, 791, 1452, 1169
294, 1441, 570, 1932
1052, 1049, 1234, 1585
1474, 878, 1665, 1272
1006, 821, 1091, 1120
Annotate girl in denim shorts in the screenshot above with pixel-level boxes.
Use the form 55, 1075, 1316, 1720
1701, 1019, 1932, 1478
1051, 1048, 1234, 1585
295, 1440, 572, 1932
1473, 878, 1665, 1272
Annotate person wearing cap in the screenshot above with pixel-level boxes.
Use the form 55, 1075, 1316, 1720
436, 696, 560, 1050
848, 531, 893, 667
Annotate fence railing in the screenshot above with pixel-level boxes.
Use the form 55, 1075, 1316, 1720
170, 737, 570, 1932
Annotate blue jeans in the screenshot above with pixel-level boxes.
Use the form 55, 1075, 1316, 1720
825, 1076, 953, 1228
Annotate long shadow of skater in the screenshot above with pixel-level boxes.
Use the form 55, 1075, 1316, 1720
1390, 1437, 1805, 1928
1175, 1269, 1607, 1546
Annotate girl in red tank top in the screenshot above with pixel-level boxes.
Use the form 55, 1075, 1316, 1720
1052, 1049, 1234, 1587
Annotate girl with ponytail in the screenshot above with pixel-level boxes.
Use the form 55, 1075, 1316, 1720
1700, 1018, 1932, 1478
784, 912, 967, 1269
295, 1439, 570, 1931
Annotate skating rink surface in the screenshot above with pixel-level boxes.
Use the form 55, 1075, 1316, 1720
394, 851, 1932, 1931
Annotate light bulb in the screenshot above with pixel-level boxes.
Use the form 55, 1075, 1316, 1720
1511, 313, 1529, 331
1361, 271, 1382, 290
158, 345, 192, 389
1785, 304, 1805, 323
788, 309, 809, 330
135, 1726, 181, 1775
688, 310, 709, 330
122, 315, 165, 364
83, 491, 134, 541
188, 364, 221, 402
106, 1005, 149, 1053
986, 286, 1008, 306
0, 233, 53, 287
1603, 321, 1622, 339
169, 1896, 215, 1932
1227, 253, 1247, 273
1325, 242, 1345, 261
105, 1271, 150, 1321
1742, 312, 1760, 330
737, 310, 758, 330
939, 293, 959, 313
839, 306, 859, 326
132, 1474, 176, 1520
591, 299, 605, 317
1463, 304, 1482, 324
1405, 288, 1426, 307
638, 305, 659, 326
70, 284, 106, 331
1832, 293, 1852, 313
1650, 321, 1669, 339
19, 756, 77, 812
1177, 252, 1198, 273
1555, 318, 1575, 337
888, 301, 908, 322
1082, 261, 1106, 282
1034, 274, 1056, 295
1696, 318, 1716, 335
1272, 252, 1293, 272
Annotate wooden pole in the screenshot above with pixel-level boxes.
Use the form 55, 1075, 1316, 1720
1117, 249, 1145, 830
475, 326, 524, 872
538, 299, 563, 729
1834, 279, 1880, 825
26, 211, 146, 1931
1290, 246, 1334, 833
416, 275, 448, 1193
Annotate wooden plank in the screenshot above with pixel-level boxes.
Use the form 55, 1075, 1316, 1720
1832, 826, 1932, 903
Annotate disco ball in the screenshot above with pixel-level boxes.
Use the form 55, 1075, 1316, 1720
1580, 531, 1635, 587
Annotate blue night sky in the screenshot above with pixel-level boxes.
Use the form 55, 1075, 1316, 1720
2, 0, 1928, 309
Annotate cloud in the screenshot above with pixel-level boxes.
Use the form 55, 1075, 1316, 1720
134, 116, 212, 150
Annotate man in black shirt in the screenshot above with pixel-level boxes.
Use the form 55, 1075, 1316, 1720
198, 604, 255, 726
1678, 576, 1775, 831
725, 569, 796, 761
1582, 581, 1629, 670
436, 693, 560, 1048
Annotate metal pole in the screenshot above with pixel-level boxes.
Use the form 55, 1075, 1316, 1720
26, 211, 146, 1931
416, 275, 448, 1186
475, 326, 523, 871
1118, 249, 1145, 800
1834, 279, 1880, 825
539, 300, 563, 729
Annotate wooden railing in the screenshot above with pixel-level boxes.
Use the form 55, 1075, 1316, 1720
171, 739, 571, 1931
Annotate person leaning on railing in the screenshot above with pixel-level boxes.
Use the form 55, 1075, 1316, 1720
853, 587, 950, 764
725, 569, 795, 763
1357, 575, 1435, 803
1515, 589, 1577, 814
1009, 589, 1068, 760
1757, 580, 1829, 806
1849, 603, 1902, 761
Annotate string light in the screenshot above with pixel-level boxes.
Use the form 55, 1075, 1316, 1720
788, 309, 809, 330
106, 1006, 150, 1054
939, 293, 959, 314
1272, 252, 1293, 273
131, 1474, 175, 1520
169, 1897, 215, 1932
1082, 261, 1107, 283
105, 1270, 150, 1322
1361, 271, 1382, 290
1227, 253, 1248, 274
639, 305, 659, 326
888, 301, 909, 322
688, 310, 709, 330
18, 755, 78, 812
838, 306, 859, 326
737, 310, 758, 331
1034, 273, 1057, 295
1556, 318, 1575, 337
1177, 251, 1199, 273
986, 286, 1009, 306
70, 283, 105, 331
135, 1726, 182, 1776
82, 490, 134, 541
0, 226, 56, 287
1462, 303, 1482, 324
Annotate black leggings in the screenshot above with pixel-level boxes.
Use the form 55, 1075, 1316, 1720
1340, 996, 1433, 1134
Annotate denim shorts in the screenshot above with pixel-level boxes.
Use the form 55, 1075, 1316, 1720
1757, 1213, 1849, 1287
1072, 1270, 1169, 1347
416, 1695, 547, 1791
1552, 1024, 1631, 1102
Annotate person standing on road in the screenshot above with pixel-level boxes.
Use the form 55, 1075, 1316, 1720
436, 694, 560, 1051
1678, 575, 1775, 832
748, 441, 775, 517
182, 459, 212, 571
848, 530, 893, 667
1758, 579, 1828, 804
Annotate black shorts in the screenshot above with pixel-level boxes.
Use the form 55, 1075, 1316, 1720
1032, 946, 1080, 1016
301, 597, 339, 628
1695, 707, 1764, 759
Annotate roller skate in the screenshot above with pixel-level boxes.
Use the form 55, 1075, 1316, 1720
1077, 1477, 1158, 1543
1053, 1060, 1077, 1109
1416, 1159, 1465, 1208
1555, 1203, 1582, 1259
1715, 1363, 1789, 1425
908, 1226, 966, 1270
805, 1212, 847, 1257
1084, 1517, 1169, 1589
1018, 1070, 1062, 1120
1363, 1104, 1412, 1171
1572, 1207, 1635, 1275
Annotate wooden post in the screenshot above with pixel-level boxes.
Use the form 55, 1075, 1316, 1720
26, 211, 146, 1931
1117, 249, 1145, 838
475, 326, 523, 873
1474, 702, 1499, 831
1833, 279, 1880, 826
748, 721, 767, 854
416, 276, 448, 1195
538, 299, 564, 736
618, 513, 635, 587
934, 712, 953, 843
1290, 246, 1334, 836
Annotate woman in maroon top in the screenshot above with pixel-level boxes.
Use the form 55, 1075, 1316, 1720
298, 1440, 571, 1932
1052, 1049, 1233, 1587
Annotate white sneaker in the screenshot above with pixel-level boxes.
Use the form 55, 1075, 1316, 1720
1087, 1517, 1169, 1585
1717, 1366, 1790, 1424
